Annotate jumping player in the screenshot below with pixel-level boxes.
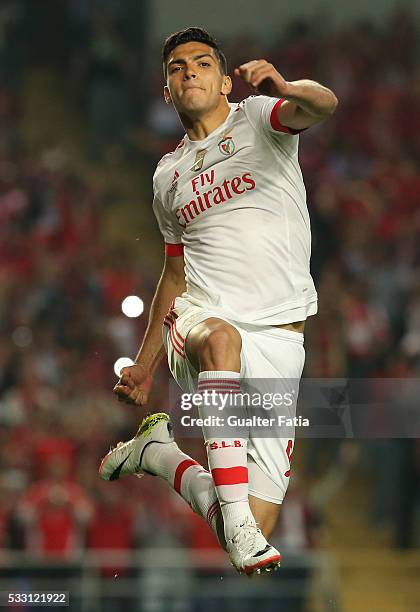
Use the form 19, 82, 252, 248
99, 27, 338, 575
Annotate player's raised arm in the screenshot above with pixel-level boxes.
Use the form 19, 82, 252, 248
235, 60, 338, 130
113, 253, 186, 406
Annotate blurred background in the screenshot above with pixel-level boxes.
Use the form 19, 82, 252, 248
0, 0, 419, 610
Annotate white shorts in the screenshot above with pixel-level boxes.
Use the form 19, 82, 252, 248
163, 296, 306, 504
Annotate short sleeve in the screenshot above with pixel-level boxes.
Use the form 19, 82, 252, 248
152, 190, 184, 256
241, 95, 305, 136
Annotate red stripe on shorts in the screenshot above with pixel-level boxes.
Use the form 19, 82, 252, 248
172, 321, 185, 344
169, 327, 185, 358
169, 324, 184, 354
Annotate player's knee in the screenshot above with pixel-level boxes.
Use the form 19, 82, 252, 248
199, 325, 241, 370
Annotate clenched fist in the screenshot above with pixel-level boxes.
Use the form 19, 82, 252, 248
234, 60, 290, 98
113, 363, 153, 406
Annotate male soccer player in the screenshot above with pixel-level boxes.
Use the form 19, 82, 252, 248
99, 27, 337, 575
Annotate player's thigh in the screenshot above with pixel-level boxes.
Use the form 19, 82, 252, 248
185, 316, 242, 371
163, 299, 222, 392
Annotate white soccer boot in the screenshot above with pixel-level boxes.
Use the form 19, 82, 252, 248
226, 517, 281, 575
99, 413, 173, 481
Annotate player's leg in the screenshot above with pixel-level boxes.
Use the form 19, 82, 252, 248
99, 413, 226, 548
249, 496, 280, 539
186, 318, 253, 537
246, 436, 296, 535
139, 419, 226, 548
247, 457, 284, 537
154, 312, 282, 570
244, 326, 306, 537
186, 318, 281, 573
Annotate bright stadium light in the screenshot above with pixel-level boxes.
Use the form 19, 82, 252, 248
114, 357, 134, 377
121, 295, 144, 317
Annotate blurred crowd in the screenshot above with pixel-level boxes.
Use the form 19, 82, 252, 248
0, 3, 419, 602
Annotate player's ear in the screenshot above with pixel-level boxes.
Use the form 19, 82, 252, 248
221, 75, 232, 96
164, 85, 172, 105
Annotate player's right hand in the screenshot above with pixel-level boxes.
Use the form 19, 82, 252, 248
113, 363, 153, 406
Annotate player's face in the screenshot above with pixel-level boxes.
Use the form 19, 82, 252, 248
164, 42, 229, 116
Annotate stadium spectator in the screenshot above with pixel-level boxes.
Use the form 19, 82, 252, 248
17, 458, 93, 557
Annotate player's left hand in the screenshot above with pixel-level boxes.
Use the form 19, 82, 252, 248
234, 60, 290, 98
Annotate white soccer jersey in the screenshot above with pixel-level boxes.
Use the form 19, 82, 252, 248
152, 95, 318, 325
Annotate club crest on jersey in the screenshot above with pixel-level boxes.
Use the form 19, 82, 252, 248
218, 136, 235, 156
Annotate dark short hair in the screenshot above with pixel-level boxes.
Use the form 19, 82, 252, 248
162, 27, 228, 78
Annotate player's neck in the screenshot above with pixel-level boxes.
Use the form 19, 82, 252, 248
182, 100, 231, 141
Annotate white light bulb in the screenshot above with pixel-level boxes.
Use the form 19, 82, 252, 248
121, 295, 144, 318
114, 357, 134, 377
